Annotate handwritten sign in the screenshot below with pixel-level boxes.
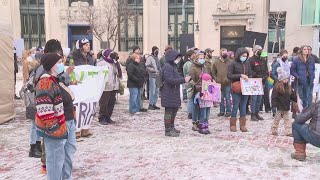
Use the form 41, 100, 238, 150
240, 78, 264, 95
201, 81, 221, 102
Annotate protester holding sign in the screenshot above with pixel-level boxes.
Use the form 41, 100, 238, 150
97, 49, 119, 125
271, 67, 297, 136
188, 51, 210, 132
35, 53, 76, 180
290, 45, 315, 109
248, 45, 268, 121
227, 47, 252, 132
161, 49, 190, 137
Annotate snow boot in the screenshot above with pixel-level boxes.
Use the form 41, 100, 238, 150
239, 117, 248, 132
291, 142, 306, 161
229, 117, 237, 132
29, 144, 41, 158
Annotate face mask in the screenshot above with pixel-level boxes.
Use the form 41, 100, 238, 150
199, 58, 205, 65
282, 57, 288, 61
56, 63, 65, 74
240, 56, 247, 62
154, 50, 159, 56
221, 54, 228, 59
174, 59, 180, 64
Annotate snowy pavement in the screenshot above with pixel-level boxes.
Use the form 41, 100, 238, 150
1, 74, 320, 179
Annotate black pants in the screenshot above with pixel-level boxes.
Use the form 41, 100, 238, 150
99, 90, 117, 119
164, 107, 179, 132
261, 84, 271, 111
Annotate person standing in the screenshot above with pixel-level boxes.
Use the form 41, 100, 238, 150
212, 48, 232, 117
248, 45, 268, 121
97, 49, 119, 125
146, 46, 161, 110
68, 38, 96, 66
189, 51, 210, 131
271, 67, 297, 136
308, 46, 320, 64
227, 47, 252, 132
161, 49, 191, 137
260, 51, 272, 113
183, 49, 196, 119
204, 48, 214, 77
289, 47, 300, 62
127, 53, 145, 115
35, 53, 76, 180
291, 45, 315, 109
159, 45, 173, 68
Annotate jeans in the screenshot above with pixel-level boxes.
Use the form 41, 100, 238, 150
192, 103, 201, 122
298, 83, 314, 109
187, 99, 193, 114
200, 107, 210, 123
149, 77, 159, 106
250, 95, 263, 113
30, 119, 41, 144
45, 120, 77, 180
220, 85, 232, 113
292, 122, 320, 148
129, 88, 141, 113
231, 93, 249, 118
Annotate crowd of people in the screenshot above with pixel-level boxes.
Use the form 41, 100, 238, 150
19, 38, 320, 179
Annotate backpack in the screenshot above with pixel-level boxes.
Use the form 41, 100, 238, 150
20, 66, 40, 120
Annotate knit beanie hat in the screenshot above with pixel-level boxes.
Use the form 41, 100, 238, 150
277, 67, 289, 81
253, 45, 262, 53
200, 73, 212, 81
260, 51, 268, 58
164, 45, 173, 52
102, 49, 113, 63
79, 38, 90, 49
41, 52, 62, 71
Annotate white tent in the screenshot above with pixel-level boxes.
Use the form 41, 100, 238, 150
0, 23, 15, 123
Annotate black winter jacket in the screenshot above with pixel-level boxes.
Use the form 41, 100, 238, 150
227, 47, 252, 83
271, 83, 297, 111
127, 59, 145, 88
248, 55, 268, 79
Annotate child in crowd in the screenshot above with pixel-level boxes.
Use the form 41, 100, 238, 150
271, 67, 297, 136
194, 73, 214, 135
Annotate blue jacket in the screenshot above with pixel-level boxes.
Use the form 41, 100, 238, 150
271, 61, 280, 81
161, 50, 185, 108
290, 56, 315, 86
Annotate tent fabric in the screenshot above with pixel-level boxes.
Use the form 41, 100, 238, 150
0, 23, 15, 124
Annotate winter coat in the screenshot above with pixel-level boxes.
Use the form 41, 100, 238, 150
212, 57, 232, 87
69, 49, 96, 66
271, 83, 297, 111
188, 61, 210, 95
97, 60, 120, 91
227, 47, 252, 83
290, 55, 315, 86
248, 55, 268, 80
126, 59, 145, 88
183, 59, 192, 77
271, 58, 291, 81
161, 50, 185, 108
294, 100, 320, 136
126, 54, 148, 82
160, 55, 166, 68
205, 57, 213, 78
146, 55, 160, 78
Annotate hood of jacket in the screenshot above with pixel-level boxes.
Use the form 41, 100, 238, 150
165, 50, 181, 63
235, 47, 249, 63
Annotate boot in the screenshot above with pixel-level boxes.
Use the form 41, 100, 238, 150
106, 117, 116, 124
81, 129, 93, 137
192, 121, 199, 131
99, 116, 109, 125
204, 122, 211, 134
251, 113, 259, 121
291, 142, 306, 161
29, 144, 41, 158
256, 113, 264, 120
239, 117, 248, 132
198, 123, 209, 135
153, 105, 160, 110
188, 113, 192, 119
36, 141, 42, 153
148, 104, 156, 110
165, 129, 180, 137
229, 117, 237, 132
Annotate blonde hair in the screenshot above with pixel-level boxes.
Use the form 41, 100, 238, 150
131, 53, 140, 61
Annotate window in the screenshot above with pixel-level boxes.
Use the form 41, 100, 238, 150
168, 0, 194, 50
69, 0, 93, 6
20, 0, 45, 49
301, 0, 320, 26
268, 12, 286, 53
118, 1, 143, 52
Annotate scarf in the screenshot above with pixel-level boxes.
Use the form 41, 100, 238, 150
277, 58, 290, 77
104, 57, 114, 64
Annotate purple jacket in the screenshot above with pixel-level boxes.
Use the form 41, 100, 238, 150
161, 50, 185, 108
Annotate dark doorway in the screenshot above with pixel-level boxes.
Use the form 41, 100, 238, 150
68, 25, 93, 51
220, 26, 246, 53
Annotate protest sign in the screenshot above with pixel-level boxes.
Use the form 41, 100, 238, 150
68, 65, 109, 131
201, 81, 221, 102
240, 78, 264, 95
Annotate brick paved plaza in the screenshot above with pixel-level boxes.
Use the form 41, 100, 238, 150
1, 91, 320, 180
